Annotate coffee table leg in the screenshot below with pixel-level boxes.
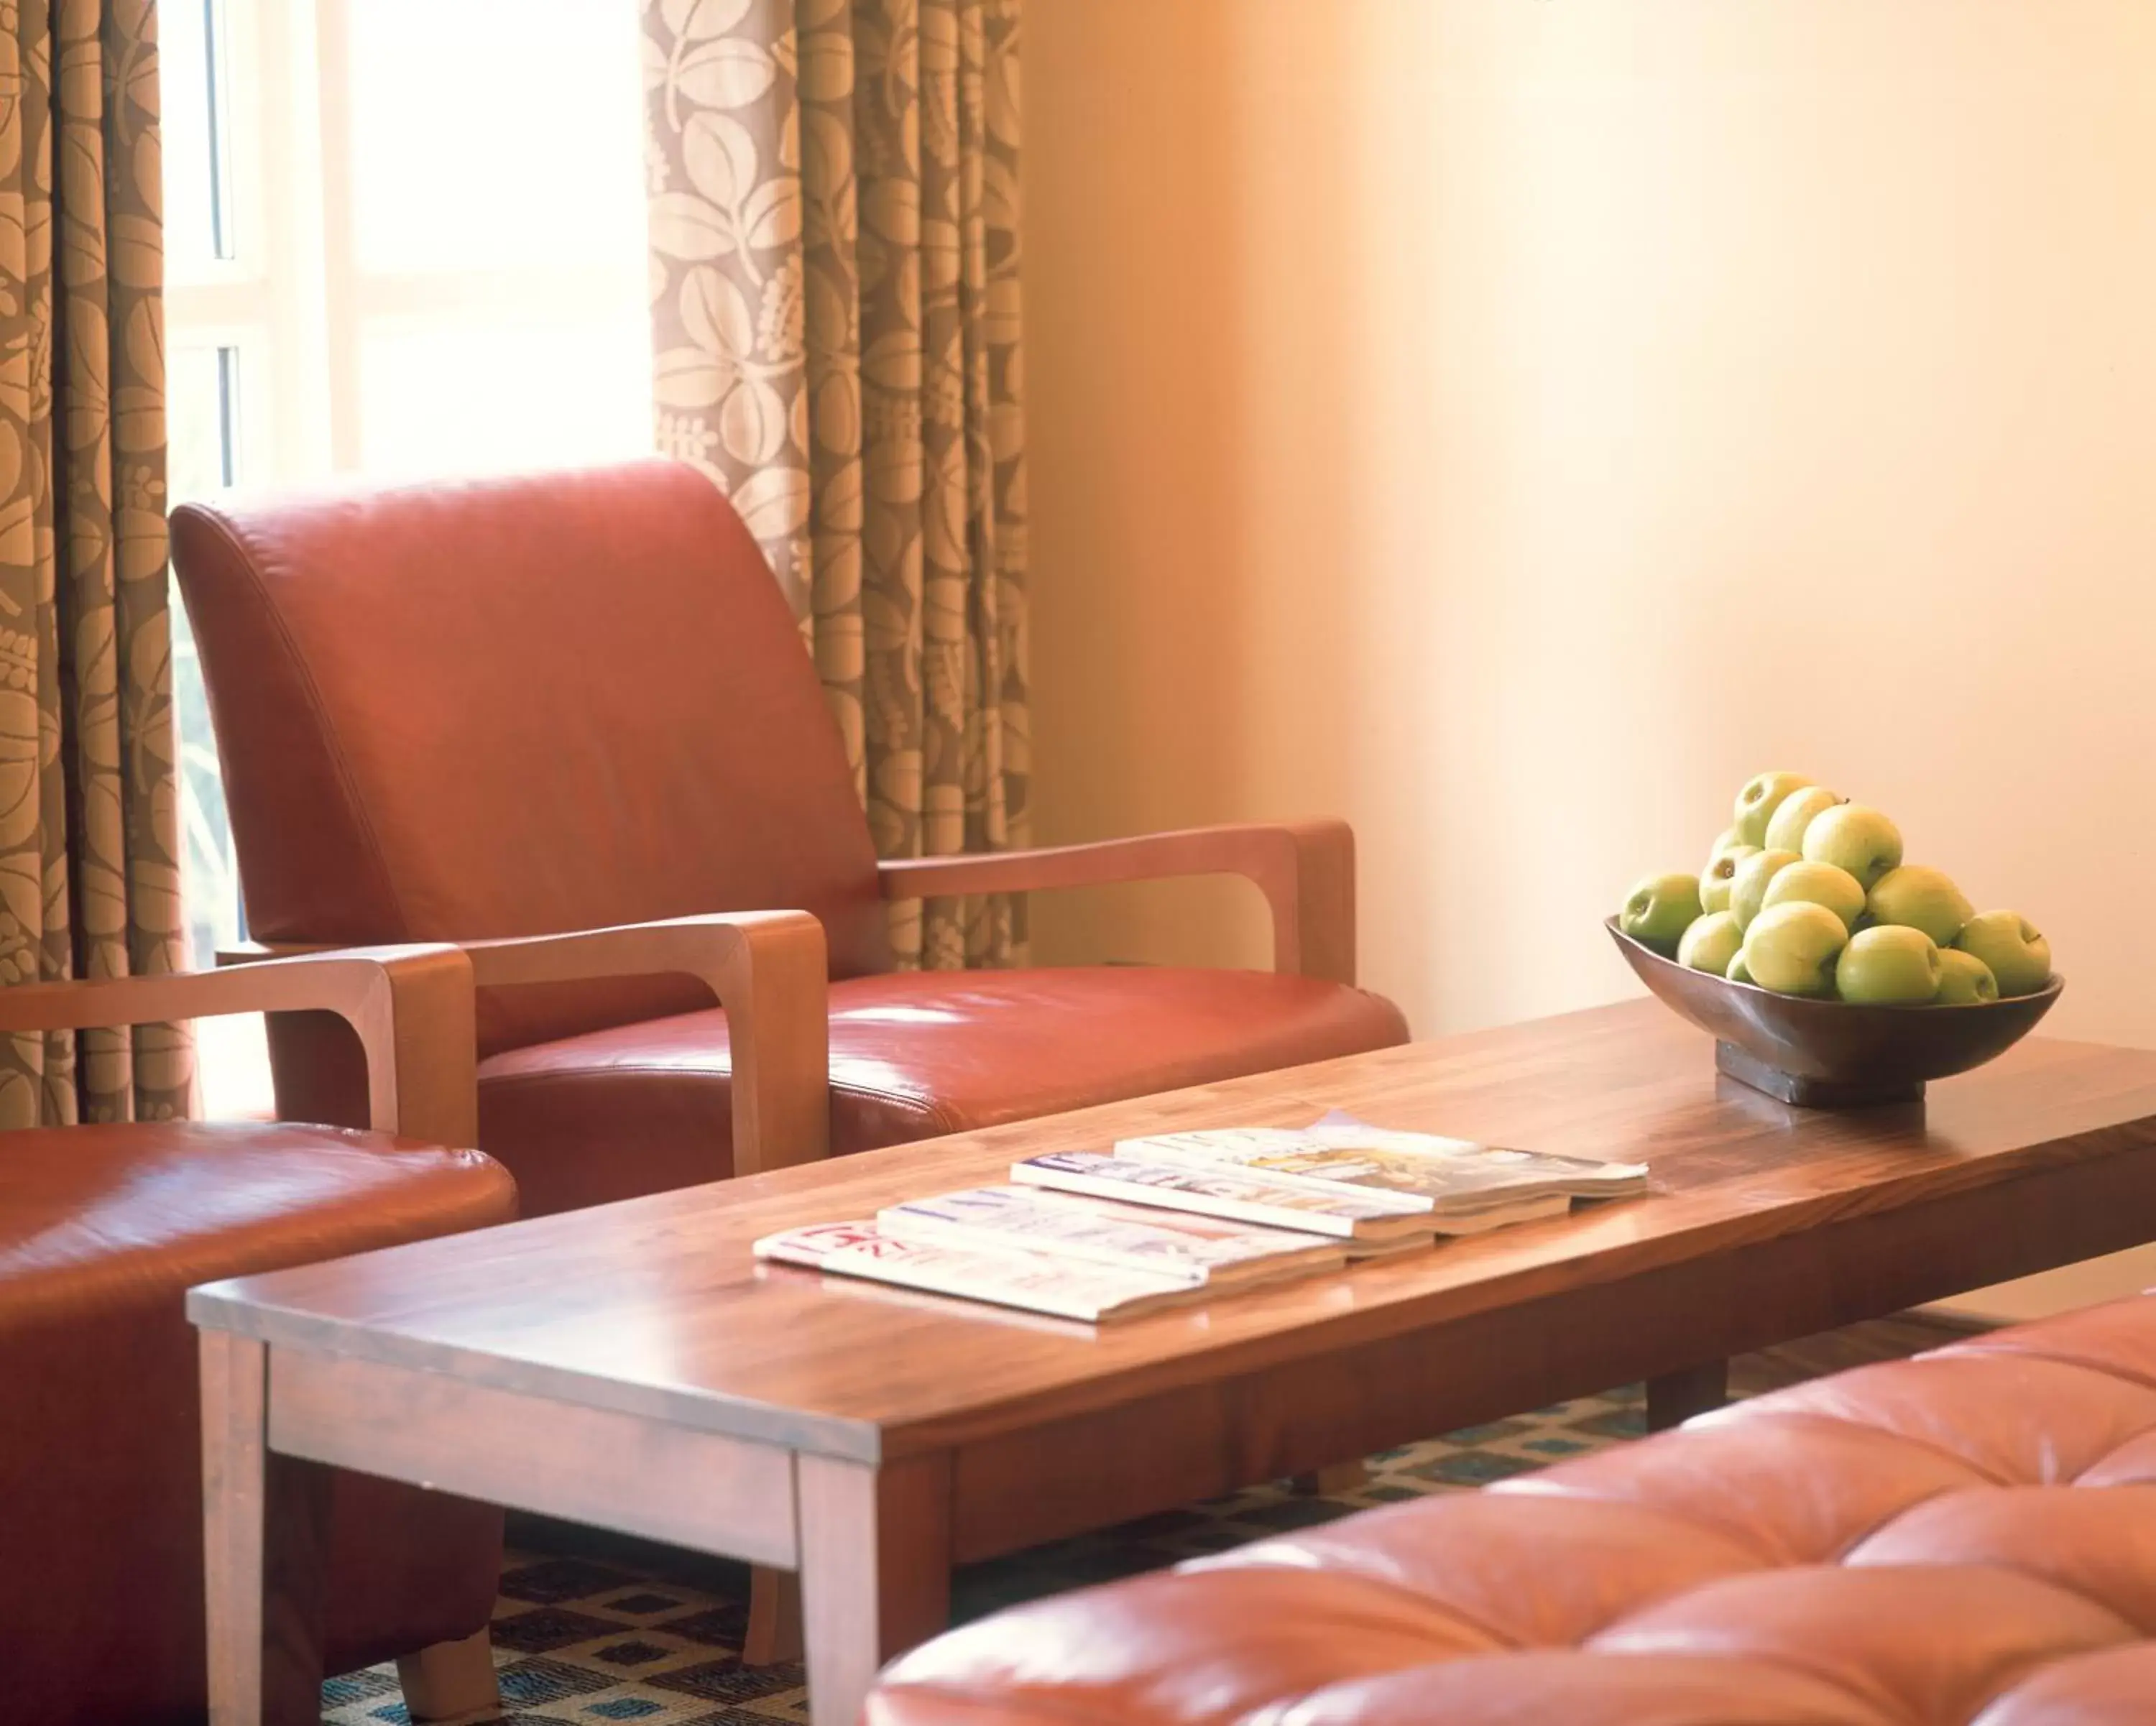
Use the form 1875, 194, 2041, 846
744, 1566, 806, 1664
1294, 1460, 1370, 1495
796, 1451, 952, 1724
1646, 1358, 1729, 1431
201, 1332, 331, 1725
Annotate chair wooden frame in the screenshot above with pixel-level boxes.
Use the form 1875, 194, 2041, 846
209, 824, 1361, 1674
875, 819, 1358, 986
223, 819, 1360, 1179
0, 945, 503, 1722
0, 946, 476, 1145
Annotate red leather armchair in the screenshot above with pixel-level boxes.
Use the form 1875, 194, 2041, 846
0, 949, 514, 1724
168, 460, 1409, 1213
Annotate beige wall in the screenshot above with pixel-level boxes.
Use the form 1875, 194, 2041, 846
1022, 0, 2156, 1318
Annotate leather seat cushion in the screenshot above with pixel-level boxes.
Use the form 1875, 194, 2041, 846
866, 1292, 2156, 1726
1, 1122, 516, 1722
3, 1119, 514, 1321
478, 966, 1411, 1216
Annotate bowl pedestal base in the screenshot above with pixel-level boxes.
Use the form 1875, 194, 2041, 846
1716, 1040, 1925, 1109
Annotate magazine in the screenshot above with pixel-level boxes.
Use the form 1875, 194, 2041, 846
878, 1185, 1348, 1285
1414, 1192, 1571, 1232
778, 1266, 1105, 1337
1008, 1151, 1440, 1250
1110, 1123, 1648, 1215
752, 1219, 1202, 1322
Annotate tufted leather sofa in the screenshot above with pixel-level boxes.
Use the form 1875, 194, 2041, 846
870, 1292, 2156, 1725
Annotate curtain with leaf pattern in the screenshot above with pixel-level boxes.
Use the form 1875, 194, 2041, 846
643, 0, 1028, 970
0, 0, 189, 1126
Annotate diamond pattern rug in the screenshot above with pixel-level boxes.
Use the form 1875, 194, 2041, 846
323, 1385, 1647, 1725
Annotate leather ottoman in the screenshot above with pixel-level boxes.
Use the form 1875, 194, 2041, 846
1, 1119, 515, 1725
869, 1293, 2156, 1725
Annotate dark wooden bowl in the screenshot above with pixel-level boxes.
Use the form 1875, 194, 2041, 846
1606, 916, 2063, 1107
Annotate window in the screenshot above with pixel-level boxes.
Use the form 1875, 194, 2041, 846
162, 0, 654, 1111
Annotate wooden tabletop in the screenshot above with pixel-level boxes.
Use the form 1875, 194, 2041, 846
189, 1000, 2156, 1463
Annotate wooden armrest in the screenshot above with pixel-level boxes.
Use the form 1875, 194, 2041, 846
224, 914, 831, 1176
877, 821, 1358, 984
217, 941, 326, 965
462, 912, 829, 1175
0, 948, 475, 1143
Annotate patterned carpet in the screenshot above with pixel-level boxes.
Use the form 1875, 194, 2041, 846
323, 1385, 1648, 1725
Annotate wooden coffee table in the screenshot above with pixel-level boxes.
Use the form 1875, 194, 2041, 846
190, 1000, 2156, 1725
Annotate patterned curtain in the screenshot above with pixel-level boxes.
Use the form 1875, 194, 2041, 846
643, 0, 1029, 969
0, 1, 189, 1125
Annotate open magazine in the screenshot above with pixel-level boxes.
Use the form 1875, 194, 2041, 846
1111, 1119, 1648, 1216
1013, 1151, 1488, 1247
879, 1184, 1348, 1285
754, 1220, 1202, 1323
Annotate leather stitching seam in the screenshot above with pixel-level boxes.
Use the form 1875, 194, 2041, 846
1704, 1408, 2019, 1488
1943, 1341, 2156, 1398
1184, 1549, 1595, 1653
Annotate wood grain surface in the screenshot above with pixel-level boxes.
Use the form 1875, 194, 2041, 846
190, 1002, 2156, 1465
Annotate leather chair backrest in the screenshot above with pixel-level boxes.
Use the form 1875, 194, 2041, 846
171, 460, 890, 1055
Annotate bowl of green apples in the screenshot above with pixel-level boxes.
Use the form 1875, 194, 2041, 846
1610, 772, 2063, 1107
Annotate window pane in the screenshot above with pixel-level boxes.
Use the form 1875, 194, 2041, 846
166, 342, 241, 501
170, 596, 241, 963
346, 0, 648, 277
161, 0, 235, 272
358, 313, 655, 479
165, 340, 268, 1114
165, 340, 245, 976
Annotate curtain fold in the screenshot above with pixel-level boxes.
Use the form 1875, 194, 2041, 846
0, 0, 189, 1125
644, 0, 1029, 969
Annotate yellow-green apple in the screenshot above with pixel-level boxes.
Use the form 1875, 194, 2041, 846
1835, 925, 1942, 1005
1678, 910, 1743, 975
1700, 844, 1759, 915
1801, 804, 1904, 891
1865, 864, 1974, 947
1934, 948, 1999, 1005
1705, 826, 1749, 874
1761, 859, 1867, 933
1742, 901, 1849, 997
1729, 847, 1801, 930
1733, 771, 1812, 848
1726, 951, 1754, 984
1620, 872, 1703, 953
1764, 785, 1844, 854
1955, 911, 2052, 997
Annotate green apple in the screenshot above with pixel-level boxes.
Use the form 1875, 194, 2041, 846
1934, 948, 1999, 1005
1678, 910, 1743, 975
1705, 826, 1749, 873
1620, 872, 1703, 953
1801, 803, 1904, 891
1866, 865, 1974, 948
1726, 951, 1754, 985
1742, 900, 1848, 997
1955, 910, 2052, 997
1729, 847, 1801, 930
1761, 859, 1867, 933
1733, 771, 1812, 849
1764, 785, 1844, 854
1835, 925, 1942, 1005
1699, 844, 1759, 915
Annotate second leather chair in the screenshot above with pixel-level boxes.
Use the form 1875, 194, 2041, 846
169, 460, 1410, 1212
